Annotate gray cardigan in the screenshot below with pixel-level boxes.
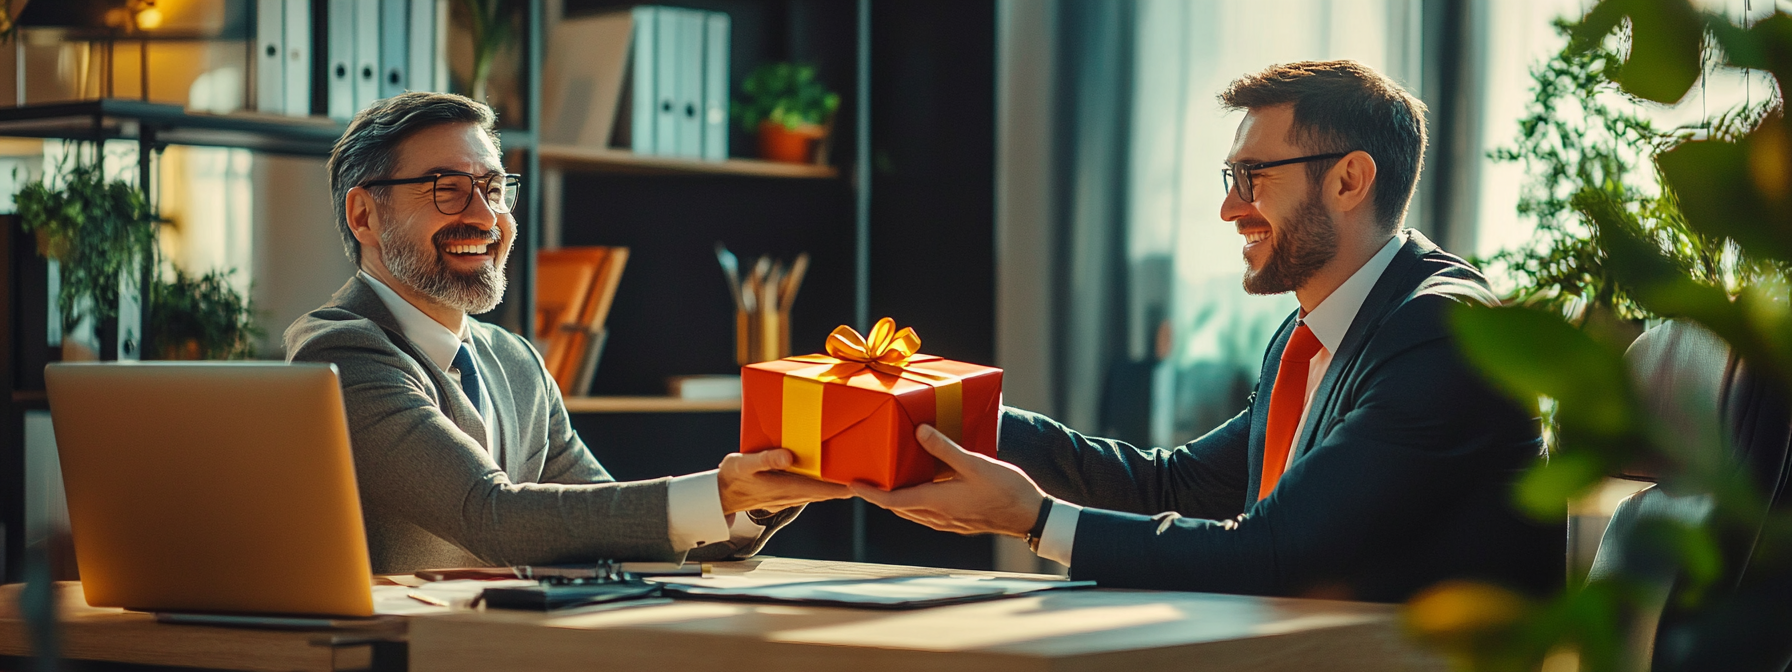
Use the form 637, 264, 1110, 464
286, 276, 786, 572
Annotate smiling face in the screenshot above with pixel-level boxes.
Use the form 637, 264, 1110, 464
1221, 105, 1340, 296
361, 122, 514, 314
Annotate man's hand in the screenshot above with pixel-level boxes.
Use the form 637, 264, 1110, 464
851, 425, 1046, 538
717, 449, 852, 514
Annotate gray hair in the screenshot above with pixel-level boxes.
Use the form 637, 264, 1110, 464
326, 92, 500, 266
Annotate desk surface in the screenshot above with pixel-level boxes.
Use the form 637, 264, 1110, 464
409, 557, 1447, 672
2, 558, 1447, 672
0, 582, 394, 672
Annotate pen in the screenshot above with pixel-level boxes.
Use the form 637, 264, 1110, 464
406, 591, 451, 607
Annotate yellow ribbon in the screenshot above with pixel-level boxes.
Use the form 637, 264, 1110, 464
777, 318, 964, 478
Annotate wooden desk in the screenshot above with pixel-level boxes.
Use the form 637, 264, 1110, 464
0, 582, 400, 671
409, 557, 1447, 672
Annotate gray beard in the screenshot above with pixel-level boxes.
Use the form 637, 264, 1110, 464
1242, 186, 1338, 295
378, 215, 509, 315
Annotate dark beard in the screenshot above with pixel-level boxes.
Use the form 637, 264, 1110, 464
380, 217, 510, 314
1242, 186, 1338, 295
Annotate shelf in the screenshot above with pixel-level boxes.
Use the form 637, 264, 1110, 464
562, 396, 742, 413
536, 144, 838, 179
0, 99, 347, 156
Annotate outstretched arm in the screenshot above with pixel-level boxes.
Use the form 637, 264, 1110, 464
998, 406, 1252, 520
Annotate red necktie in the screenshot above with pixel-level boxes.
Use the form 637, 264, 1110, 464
1259, 323, 1323, 501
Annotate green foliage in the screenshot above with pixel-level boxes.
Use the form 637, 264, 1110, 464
1421, 2, 1792, 669
454, 0, 520, 100
1482, 19, 1780, 321
147, 268, 260, 360
16, 157, 157, 334
731, 63, 841, 133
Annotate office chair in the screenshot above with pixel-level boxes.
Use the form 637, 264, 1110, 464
1596, 320, 1792, 672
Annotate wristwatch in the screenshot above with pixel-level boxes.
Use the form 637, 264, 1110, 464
1024, 497, 1055, 553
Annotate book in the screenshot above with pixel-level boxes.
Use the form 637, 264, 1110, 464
256, 0, 284, 113
408, 0, 447, 93
281, 0, 312, 116
534, 247, 629, 396
667, 375, 741, 401
702, 12, 730, 160
542, 10, 636, 146
628, 6, 658, 153
379, 0, 409, 98
325, 0, 354, 119
653, 7, 681, 154
354, 0, 381, 110
674, 8, 704, 157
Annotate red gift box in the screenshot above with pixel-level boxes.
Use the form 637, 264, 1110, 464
740, 318, 1003, 490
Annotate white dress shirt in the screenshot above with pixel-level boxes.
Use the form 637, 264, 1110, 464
357, 272, 757, 553
1034, 232, 1407, 566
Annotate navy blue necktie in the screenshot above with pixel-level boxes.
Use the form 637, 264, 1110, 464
451, 344, 484, 418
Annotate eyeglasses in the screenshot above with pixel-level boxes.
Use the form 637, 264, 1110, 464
361, 172, 523, 215
1220, 152, 1350, 203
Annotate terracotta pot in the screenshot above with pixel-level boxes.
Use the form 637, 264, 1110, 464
757, 120, 827, 164
160, 338, 203, 361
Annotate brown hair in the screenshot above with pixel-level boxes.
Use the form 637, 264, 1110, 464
1219, 60, 1427, 231
326, 92, 499, 265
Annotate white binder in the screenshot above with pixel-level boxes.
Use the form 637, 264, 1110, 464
407, 0, 442, 93
282, 0, 312, 116
354, 0, 381, 110
380, 0, 409, 97
629, 6, 657, 154
653, 7, 681, 155
326, 0, 355, 119
256, 0, 284, 113
702, 12, 729, 161
674, 8, 704, 157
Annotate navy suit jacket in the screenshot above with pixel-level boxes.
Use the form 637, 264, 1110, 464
999, 230, 1563, 602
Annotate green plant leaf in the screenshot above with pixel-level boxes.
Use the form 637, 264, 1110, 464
1517, 451, 1607, 519
1451, 304, 1634, 436
1657, 136, 1792, 264
1614, 0, 1706, 104
1570, 0, 1628, 53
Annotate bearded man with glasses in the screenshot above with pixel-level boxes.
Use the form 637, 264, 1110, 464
852, 61, 1562, 603
286, 92, 847, 573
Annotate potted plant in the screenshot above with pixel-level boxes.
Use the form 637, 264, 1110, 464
16, 156, 158, 361
147, 268, 260, 360
1408, 3, 1792, 669
732, 63, 840, 164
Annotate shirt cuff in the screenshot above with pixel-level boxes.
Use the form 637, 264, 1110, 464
666, 470, 733, 552
1034, 499, 1082, 566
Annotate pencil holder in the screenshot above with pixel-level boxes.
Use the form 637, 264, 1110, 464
736, 307, 792, 365
717, 245, 809, 366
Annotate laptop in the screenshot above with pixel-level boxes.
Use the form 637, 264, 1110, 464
45, 362, 375, 618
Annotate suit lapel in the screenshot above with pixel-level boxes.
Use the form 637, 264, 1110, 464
1287, 230, 1437, 464
327, 277, 492, 453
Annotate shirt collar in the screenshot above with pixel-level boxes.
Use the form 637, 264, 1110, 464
1300, 231, 1406, 353
357, 271, 470, 372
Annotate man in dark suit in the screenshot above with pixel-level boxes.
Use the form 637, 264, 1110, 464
853, 61, 1561, 602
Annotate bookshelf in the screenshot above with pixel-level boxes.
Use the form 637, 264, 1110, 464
562, 395, 741, 413
0, 0, 999, 578
538, 143, 836, 178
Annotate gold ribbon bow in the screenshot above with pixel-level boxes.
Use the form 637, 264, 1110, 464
776, 318, 964, 478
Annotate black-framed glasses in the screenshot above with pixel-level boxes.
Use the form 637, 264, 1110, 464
1220, 152, 1350, 202
361, 172, 523, 215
